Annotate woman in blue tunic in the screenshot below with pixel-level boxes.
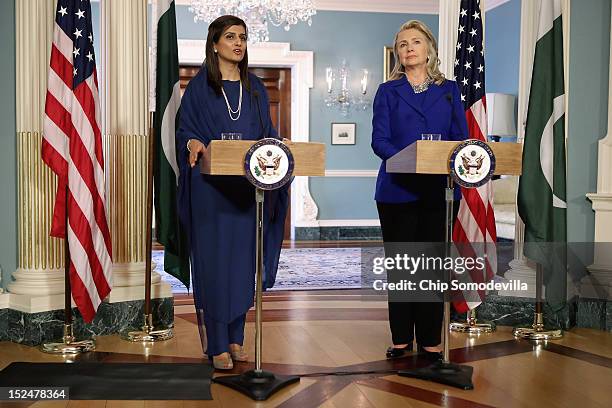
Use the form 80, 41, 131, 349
176, 15, 288, 370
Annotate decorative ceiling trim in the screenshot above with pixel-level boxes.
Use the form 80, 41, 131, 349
97, 1, 513, 14
171, 0, 438, 14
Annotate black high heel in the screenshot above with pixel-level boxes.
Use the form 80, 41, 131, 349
386, 343, 414, 359
417, 345, 443, 362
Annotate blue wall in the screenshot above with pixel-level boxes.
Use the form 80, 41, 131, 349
0, 0, 16, 288
174, 7, 438, 219
485, 0, 521, 96
568, 0, 610, 243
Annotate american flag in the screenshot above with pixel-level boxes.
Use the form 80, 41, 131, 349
42, 0, 112, 322
452, 0, 498, 312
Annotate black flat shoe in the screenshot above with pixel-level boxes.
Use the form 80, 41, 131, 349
417, 345, 443, 362
386, 343, 414, 359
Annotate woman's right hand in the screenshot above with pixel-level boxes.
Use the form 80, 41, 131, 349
188, 139, 206, 168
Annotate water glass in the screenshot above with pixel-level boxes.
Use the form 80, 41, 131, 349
221, 132, 242, 140
421, 133, 441, 141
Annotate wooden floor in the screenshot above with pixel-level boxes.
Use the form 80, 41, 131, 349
1, 287, 611, 408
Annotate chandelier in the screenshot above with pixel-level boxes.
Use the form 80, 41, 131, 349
189, 1, 317, 43
324, 60, 371, 117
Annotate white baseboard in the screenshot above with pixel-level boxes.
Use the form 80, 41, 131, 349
324, 170, 378, 177
295, 219, 381, 227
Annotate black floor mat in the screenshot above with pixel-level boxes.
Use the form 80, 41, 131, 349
0, 362, 213, 400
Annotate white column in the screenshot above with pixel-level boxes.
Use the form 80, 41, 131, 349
584, 4, 612, 300
7, 0, 68, 313
101, 0, 170, 302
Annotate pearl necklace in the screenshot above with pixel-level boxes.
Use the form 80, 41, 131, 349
407, 76, 432, 94
221, 80, 242, 121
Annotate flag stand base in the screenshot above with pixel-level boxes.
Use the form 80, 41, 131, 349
214, 370, 300, 401
122, 313, 174, 342
450, 309, 496, 333
513, 312, 562, 340
399, 361, 474, 390
40, 324, 95, 354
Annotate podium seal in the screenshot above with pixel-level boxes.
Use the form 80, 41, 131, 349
244, 138, 294, 190
449, 139, 496, 188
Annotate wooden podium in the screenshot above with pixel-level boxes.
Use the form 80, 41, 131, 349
386, 140, 522, 176
386, 140, 522, 389
201, 140, 325, 176
201, 139, 324, 400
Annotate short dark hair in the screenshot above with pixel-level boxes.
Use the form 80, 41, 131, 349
205, 15, 251, 95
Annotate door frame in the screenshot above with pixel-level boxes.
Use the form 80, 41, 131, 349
170, 41, 316, 240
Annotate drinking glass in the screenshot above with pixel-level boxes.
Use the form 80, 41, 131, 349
421, 133, 441, 141
221, 132, 242, 140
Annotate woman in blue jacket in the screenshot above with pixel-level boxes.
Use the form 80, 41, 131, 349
371, 20, 468, 360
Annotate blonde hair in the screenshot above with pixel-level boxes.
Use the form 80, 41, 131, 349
388, 20, 445, 85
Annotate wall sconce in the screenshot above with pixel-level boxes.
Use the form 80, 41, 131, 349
324, 60, 371, 117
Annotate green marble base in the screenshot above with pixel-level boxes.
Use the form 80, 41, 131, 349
453, 294, 575, 330
4, 297, 173, 346
457, 295, 611, 331
0, 308, 8, 341
576, 298, 612, 331
295, 226, 382, 241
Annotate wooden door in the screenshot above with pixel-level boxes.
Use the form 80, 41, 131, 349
178, 65, 292, 240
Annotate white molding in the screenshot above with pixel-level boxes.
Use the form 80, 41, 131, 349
581, 264, 612, 300
313, 0, 438, 14
112, 262, 162, 287
325, 169, 378, 177
9, 293, 69, 314
106, 282, 173, 303
170, 0, 507, 14
587, 193, 612, 212
177, 40, 316, 239
317, 219, 380, 227
172, 0, 438, 14
5, 281, 173, 314
8, 268, 65, 296
0, 294, 9, 309
498, 258, 537, 298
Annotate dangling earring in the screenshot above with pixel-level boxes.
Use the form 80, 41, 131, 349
214, 49, 218, 53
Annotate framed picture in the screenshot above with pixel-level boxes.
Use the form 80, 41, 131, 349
383, 46, 395, 82
331, 123, 356, 145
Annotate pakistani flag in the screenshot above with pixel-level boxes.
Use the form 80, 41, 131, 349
153, 0, 190, 289
517, 0, 566, 305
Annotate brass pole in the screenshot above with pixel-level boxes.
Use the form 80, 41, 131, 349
123, 112, 173, 342
40, 184, 95, 354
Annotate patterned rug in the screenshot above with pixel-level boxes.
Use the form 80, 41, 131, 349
154, 243, 514, 294
153, 248, 364, 294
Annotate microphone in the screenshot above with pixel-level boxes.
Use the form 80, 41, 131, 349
254, 88, 281, 140
253, 90, 265, 137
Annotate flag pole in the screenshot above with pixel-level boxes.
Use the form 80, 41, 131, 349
124, 111, 174, 342
450, 307, 496, 334
40, 185, 96, 354
512, 263, 562, 340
